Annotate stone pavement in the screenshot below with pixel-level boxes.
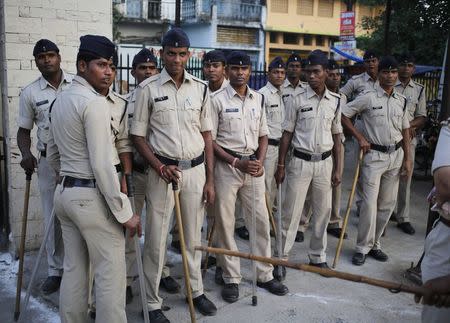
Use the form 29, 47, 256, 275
0, 140, 430, 322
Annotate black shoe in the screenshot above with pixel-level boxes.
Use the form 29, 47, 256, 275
192, 294, 217, 316
160, 276, 180, 294
126, 285, 133, 304
222, 283, 239, 303
257, 279, 288, 296
389, 212, 398, 222
352, 252, 366, 266
89, 310, 96, 319
235, 226, 249, 240
41, 276, 62, 295
327, 228, 347, 239
273, 265, 286, 281
397, 222, 415, 235
148, 309, 170, 323
215, 267, 224, 285
171, 240, 181, 253
295, 231, 304, 243
368, 249, 388, 262
308, 262, 331, 277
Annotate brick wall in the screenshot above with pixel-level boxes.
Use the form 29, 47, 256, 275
0, 0, 113, 253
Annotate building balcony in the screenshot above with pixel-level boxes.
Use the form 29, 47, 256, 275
123, 0, 175, 22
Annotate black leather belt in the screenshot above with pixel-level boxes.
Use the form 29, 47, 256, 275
133, 162, 148, 174
221, 147, 256, 160
155, 152, 204, 170
268, 138, 280, 146
439, 217, 450, 228
115, 164, 122, 173
40, 150, 46, 158
293, 149, 332, 162
60, 176, 96, 188
370, 141, 402, 154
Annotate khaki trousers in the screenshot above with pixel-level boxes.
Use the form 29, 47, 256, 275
356, 149, 403, 254
54, 185, 126, 323
264, 144, 279, 209
125, 170, 170, 286
282, 156, 333, 263
215, 160, 273, 284
38, 156, 64, 276
143, 165, 205, 311
395, 142, 416, 223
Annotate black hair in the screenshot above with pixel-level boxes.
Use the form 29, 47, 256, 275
76, 51, 101, 69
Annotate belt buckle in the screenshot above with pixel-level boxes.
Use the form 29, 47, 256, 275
310, 153, 322, 162
178, 160, 192, 170
386, 144, 396, 154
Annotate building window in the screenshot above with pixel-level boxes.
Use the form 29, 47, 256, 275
316, 35, 325, 46
271, 0, 289, 13
217, 26, 258, 46
297, 0, 314, 16
303, 34, 312, 45
270, 32, 278, 43
318, 0, 334, 17
283, 33, 298, 45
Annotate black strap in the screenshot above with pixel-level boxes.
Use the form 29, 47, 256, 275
403, 97, 407, 112
201, 83, 208, 113
221, 147, 256, 160
119, 101, 128, 124
260, 92, 265, 110
418, 85, 424, 101
370, 141, 403, 153
155, 152, 204, 169
293, 149, 332, 161
268, 138, 280, 146
48, 98, 57, 123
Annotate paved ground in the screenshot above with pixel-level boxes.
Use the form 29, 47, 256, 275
0, 140, 431, 323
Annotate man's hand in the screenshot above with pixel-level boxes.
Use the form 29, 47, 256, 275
401, 158, 413, 178
410, 126, 417, 140
415, 275, 450, 307
123, 214, 142, 237
236, 159, 261, 175
357, 136, 371, 154
332, 169, 341, 187
203, 180, 215, 206
275, 165, 285, 185
120, 175, 128, 195
20, 152, 37, 174
159, 165, 181, 183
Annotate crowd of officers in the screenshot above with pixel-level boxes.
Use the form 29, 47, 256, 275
16, 27, 449, 323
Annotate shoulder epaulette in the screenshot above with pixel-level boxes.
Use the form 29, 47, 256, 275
140, 74, 159, 88
20, 77, 41, 93
329, 91, 341, 99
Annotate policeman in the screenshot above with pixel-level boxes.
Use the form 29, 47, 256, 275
415, 119, 450, 321
274, 50, 342, 274
341, 56, 412, 266
211, 51, 288, 302
47, 34, 140, 323
17, 39, 73, 294
125, 48, 180, 297
131, 28, 217, 322
392, 52, 427, 235
258, 56, 285, 208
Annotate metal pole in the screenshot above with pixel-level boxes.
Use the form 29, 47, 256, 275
250, 157, 257, 306
276, 185, 283, 279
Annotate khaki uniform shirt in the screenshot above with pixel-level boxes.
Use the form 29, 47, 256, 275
18, 71, 73, 151
394, 79, 427, 122
342, 83, 410, 146
283, 86, 342, 154
281, 78, 307, 106
211, 84, 269, 155
258, 81, 284, 140
340, 72, 377, 101
210, 78, 229, 95
130, 68, 212, 160
106, 90, 132, 165
47, 75, 132, 223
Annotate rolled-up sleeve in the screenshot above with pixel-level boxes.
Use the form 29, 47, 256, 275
416, 86, 427, 118
331, 99, 343, 135
130, 86, 150, 137
200, 87, 213, 132
432, 123, 450, 174
17, 88, 35, 129
210, 95, 220, 140
116, 111, 133, 154
282, 94, 298, 132
258, 96, 269, 137
339, 79, 355, 100
341, 93, 369, 118
84, 97, 133, 223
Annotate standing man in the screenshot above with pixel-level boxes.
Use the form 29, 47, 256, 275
393, 52, 427, 235
341, 56, 412, 266
211, 51, 288, 303
258, 56, 286, 207
47, 34, 140, 323
126, 48, 180, 297
131, 28, 217, 322
274, 50, 342, 274
203, 50, 229, 93
17, 39, 72, 294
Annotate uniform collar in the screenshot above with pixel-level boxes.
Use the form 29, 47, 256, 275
73, 75, 101, 95
375, 82, 399, 98
266, 81, 281, 94
160, 67, 192, 86
282, 78, 304, 89
225, 83, 254, 100
363, 72, 377, 83
395, 78, 414, 88
39, 69, 71, 90
306, 85, 331, 100
105, 89, 118, 103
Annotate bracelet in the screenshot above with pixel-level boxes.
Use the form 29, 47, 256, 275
231, 157, 239, 168
159, 164, 165, 176
277, 164, 285, 167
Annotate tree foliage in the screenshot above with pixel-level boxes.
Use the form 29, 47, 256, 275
356, 0, 449, 65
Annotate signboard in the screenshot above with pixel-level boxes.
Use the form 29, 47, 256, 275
340, 11, 355, 41
333, 41, 358, 61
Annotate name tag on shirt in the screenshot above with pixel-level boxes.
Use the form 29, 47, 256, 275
372, 106, 383, 110
36, 99, 49, 106
225, 108, 239, 113
270, 104, 279, 108
282, 94, 290, 98
301, 107, 313, 112
154, 96, 168, 102
128, 113, 133, 118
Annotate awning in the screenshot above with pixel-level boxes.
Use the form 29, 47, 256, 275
331, 46, 363, 63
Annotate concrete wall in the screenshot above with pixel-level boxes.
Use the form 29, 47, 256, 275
0, 0, 113, 254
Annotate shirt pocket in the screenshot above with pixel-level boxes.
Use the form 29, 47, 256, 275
368, 107, 385, 127
321, 106, 335, 131
152, 100, 176, 126
184, 98, 202, 128
267, 105, 282, 124
298, 109, 315, 131
249, 108, 261, 134
222, 113, 242, 134
392, 105, 404, 130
